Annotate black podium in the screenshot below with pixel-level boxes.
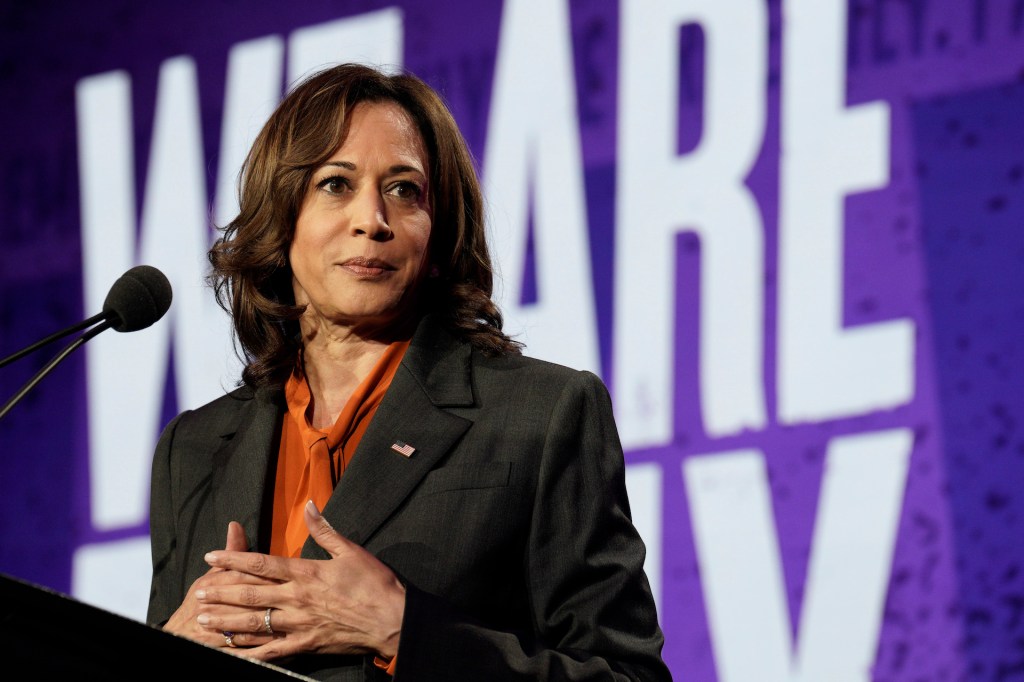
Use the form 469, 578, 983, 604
0, 572, 313, 679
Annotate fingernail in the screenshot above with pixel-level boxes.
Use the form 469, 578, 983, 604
204, 552, 217, 563
197, 614, 210, 625
196, 589, 207, 600
306, 499, 321, 517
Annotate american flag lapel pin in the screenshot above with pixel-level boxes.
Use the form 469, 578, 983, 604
390, 440, 416, 458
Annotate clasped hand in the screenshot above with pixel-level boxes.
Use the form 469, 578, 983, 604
162, 500, 405, 663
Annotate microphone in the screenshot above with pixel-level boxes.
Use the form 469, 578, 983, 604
101, 264, 174, 333
0, 265, 172, 420
0, 265, 172, 368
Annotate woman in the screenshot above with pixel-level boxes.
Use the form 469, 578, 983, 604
147, 63, 670, 681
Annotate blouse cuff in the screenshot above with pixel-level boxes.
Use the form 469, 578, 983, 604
373, 654, 398, 676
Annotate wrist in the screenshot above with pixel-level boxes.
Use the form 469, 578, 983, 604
372, 575, 405, 660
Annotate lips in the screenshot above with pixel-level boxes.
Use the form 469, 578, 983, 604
338, 256, 395, 276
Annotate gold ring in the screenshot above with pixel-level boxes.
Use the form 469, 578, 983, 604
224, 631, 237, 648
264, 607, 274, 635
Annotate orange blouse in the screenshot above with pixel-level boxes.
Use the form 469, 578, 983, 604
270, 340, 411, 558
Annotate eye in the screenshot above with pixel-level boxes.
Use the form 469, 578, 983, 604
315, 175, 349, 194
386, 181, 423, 202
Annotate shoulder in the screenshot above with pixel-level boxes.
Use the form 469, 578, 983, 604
470, 350, 613, 414
474, 345, 604, 383
408, 314, 606, 393
403, 315, 615, 419
160, 384, 280, 441
177, 384, 253, 423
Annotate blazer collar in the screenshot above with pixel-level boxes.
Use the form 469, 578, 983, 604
303, 314, 476, 554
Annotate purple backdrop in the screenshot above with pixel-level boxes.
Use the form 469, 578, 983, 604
2, 1, 1024, 679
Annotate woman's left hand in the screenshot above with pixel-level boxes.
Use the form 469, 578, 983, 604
194, 500, 406, 662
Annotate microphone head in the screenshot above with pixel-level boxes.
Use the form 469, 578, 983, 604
102, 265, 173, 332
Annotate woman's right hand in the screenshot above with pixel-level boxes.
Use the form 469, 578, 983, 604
160, 521, 258, 649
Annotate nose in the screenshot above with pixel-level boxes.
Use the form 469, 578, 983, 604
349, 187, 392, 240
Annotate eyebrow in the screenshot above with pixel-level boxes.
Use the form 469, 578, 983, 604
320, 161, 425, 175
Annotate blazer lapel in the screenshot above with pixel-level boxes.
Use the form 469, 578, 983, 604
305, 316, 475, 554
211, 387, 283, 551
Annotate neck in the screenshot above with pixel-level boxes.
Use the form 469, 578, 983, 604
296, 315, 417, 429
300, 334, 385, 429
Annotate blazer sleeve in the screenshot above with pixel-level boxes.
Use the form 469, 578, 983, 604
392, 370, 672, 681
147, 410, 188, 628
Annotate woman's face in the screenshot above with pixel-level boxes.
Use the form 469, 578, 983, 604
290, 100, 432, 336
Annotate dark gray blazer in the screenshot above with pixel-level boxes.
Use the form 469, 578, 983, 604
148, 315, 671, 681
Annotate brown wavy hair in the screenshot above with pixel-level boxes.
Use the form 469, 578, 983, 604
209, 63, 522, 389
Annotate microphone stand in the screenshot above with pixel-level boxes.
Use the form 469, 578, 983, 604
0, 311, 109, 369
0, 319, 114, 421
